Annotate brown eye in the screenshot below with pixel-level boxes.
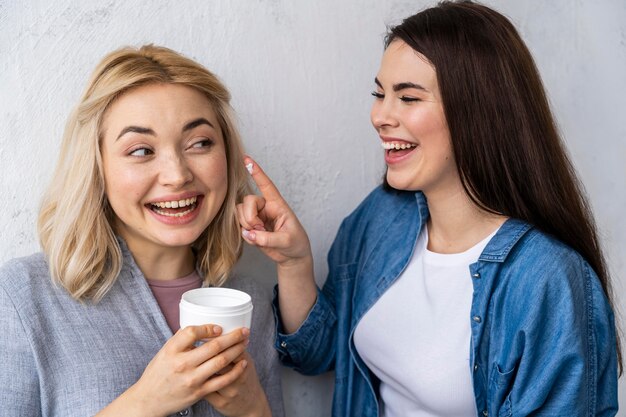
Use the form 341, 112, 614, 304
190, 139, 214, 149
129, 147, 154, 156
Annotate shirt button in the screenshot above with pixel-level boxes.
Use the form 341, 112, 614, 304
473, 272, 481, 278
280, 341, 287, 348
482, 410, 488, 416
177, 409, 190, 416
473, 316, 482, 323
473, 364, 478, 372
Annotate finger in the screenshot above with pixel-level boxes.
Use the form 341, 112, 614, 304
241, 229, 292, 249
236, 204, 254, 231
196, 339, 248, 379
244, 156, 285, 203
187, 327, 250, 367
169, 324, 223, 352
201, 359, 248, 396
241, 195, 267, 230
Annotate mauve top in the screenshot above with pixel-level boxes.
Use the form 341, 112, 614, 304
0, 240, 285, 417
146, 271, 202, 333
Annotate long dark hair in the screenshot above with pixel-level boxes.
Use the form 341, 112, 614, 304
385, 0, 622, 373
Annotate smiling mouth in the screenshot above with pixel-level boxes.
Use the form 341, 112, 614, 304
147, 196, 200, 217
381, 142, 417, 151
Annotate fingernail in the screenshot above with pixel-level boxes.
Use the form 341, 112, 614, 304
253, 224, 266, 231
241, 360, 248, 369
241, 327, 250, 337
212, 325, 222, 334
242, 229, 256, 240
245, 162, 253, 174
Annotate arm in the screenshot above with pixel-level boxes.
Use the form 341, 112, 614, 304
237, 157, 338, 374
490, 253, 618, 416
0, 284, 42, 417
237, 157, 317, 334
203, 278, 286, 417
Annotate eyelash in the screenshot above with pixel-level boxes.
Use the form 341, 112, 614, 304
126, 138, 213, 157
190, 138, 214, 149
128, 147, 153, 157
371, 91, 421, 103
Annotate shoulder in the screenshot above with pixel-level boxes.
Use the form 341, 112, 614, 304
508, 228, 588, 278
224, 274, 272, 304
223, 273, 274, 324
499, 226, 606, 307
339, 185, 422, 235
0, 252, 50, 294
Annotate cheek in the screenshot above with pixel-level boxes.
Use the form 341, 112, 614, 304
198, 153, 229, 185
103, 162, 148, 206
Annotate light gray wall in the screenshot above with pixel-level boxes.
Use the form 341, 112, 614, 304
1, 1, 624, 415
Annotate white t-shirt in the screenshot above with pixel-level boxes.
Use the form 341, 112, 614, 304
354, 226, 498, 417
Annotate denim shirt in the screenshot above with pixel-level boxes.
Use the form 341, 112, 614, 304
273, 186, 618, 417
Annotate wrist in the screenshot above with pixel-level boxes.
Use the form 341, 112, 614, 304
276, 255, 313, 277
244, 398, 271, 417
95, 382, 160, 417
123, 383, 161, 417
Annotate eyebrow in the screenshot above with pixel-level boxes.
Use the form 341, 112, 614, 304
183, 117, 215, 132
115, 117, 215, 141
374, 77, 429, 92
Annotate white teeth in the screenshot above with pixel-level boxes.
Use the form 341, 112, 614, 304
150, 196, 197, 209
151, 206, 195, 217
381, 142, 417, 150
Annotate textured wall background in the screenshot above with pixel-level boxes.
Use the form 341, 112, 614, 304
1, 1, 625, 415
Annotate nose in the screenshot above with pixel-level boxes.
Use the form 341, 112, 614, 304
370, 97, 399, 130
159, 151, 193, 188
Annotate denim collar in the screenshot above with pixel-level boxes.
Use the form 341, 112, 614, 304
478, 218, 532, 263
412, 191, 533, 264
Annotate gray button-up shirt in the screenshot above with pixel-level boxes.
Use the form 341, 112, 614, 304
0, 244, 284, 417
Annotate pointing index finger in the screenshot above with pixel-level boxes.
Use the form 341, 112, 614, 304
244, 156, 284, 202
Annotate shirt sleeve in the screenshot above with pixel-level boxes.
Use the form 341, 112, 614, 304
0, 282, 42, 416
489, 251, 618, 417
250, 282, 286, 417
273, 285, 337, 375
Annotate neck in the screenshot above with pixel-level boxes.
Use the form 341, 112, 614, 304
124, 240, 196, 281
424, 186, 507, 254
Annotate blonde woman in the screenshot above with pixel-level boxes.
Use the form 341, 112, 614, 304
0, 45, 283, 417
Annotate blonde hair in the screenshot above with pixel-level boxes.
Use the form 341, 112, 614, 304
38, 45, 251, 302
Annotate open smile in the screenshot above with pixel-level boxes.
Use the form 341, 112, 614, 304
148, 196, 199, 217
145, 195, 204, 224
381, 139, 418, 164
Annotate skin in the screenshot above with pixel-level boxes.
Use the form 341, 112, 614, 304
96, 83, 271, 417
237, 40, 506, 334
100, 82, 228, 280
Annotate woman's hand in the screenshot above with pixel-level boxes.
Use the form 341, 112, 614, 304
96, 325, 250, 417
237, 157, 318, 334
205, 351, 272, 417
237, 157, 312, 268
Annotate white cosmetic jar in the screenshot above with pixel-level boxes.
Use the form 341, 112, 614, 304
179, 288, 253, 334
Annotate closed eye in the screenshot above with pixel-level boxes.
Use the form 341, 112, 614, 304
400, 96, 421, 103
371, 91, 384, 99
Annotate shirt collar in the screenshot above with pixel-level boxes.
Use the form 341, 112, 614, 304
478, 218, 532, 263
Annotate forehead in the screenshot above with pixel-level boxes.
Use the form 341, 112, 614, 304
101, 83, 221, 133
378, 40, 439, 93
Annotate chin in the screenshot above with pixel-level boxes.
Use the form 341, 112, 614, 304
386, 174, 419, 192
157, 230, 205, 248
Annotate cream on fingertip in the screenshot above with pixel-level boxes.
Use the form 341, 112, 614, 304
245, 162, 253, 174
